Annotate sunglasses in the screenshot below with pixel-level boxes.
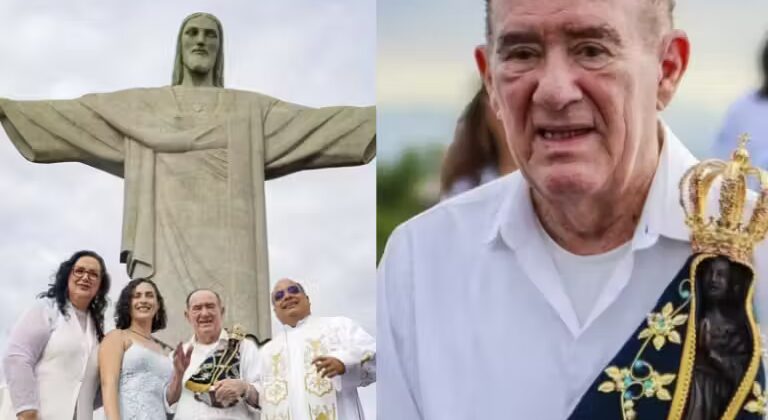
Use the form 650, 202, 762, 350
273, 284, 303, 303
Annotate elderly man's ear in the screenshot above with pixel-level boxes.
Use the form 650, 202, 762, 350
656, 30, 690, 110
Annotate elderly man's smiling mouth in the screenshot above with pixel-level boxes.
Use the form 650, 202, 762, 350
535, 124, 596, 141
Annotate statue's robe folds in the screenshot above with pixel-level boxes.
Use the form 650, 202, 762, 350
0, 86, 376, 343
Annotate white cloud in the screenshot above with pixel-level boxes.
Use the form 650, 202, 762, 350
0, 1, 375, 418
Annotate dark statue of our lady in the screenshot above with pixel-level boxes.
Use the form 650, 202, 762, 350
684, 256, 752, 420
678, 134, 767, 419
570, 136, 768, 419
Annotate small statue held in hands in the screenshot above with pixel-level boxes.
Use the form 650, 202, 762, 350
685, 256, 752, 420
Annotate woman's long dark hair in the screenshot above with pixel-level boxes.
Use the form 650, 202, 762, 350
38, 250, 111, 341
114, 278, 168, 333
440, 87, 502, 195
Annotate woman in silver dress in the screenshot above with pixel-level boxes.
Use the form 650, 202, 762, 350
99, 279, 173, 420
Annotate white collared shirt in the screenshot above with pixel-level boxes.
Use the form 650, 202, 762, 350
167, 329, 261, 420
378, 126, 768, 420
2, 298, 99, 419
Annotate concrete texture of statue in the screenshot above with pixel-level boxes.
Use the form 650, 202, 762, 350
684, 256, 751, 420
0, 12, 376, 343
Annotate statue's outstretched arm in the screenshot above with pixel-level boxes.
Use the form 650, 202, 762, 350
263, 98, 376, 178
0, 96, 124, 176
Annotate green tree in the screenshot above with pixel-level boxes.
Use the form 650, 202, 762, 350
377, 145, 443, 261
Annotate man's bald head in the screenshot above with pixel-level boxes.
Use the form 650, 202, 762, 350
484, 0, 675, 43
272, 278, 305, 295
272, 278, 311, 327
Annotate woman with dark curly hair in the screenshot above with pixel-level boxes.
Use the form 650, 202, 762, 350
99, 278, 173, 420
1, 250, 111, 420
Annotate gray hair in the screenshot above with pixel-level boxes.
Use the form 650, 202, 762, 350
185, 288, 223, 308
483, 0, 676, 41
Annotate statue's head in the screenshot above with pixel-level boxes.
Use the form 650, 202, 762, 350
698, 255, 752, 307
172, 12, 224, 87
702, 256, 731, 302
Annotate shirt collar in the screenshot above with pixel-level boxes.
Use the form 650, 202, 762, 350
284, 314, 312, 330
485, 121, 695, 250
187, 328, 229, 347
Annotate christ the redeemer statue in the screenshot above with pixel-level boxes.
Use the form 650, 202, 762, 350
0, 12, 375, 343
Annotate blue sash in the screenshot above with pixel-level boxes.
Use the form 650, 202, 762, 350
569, 254, 766, 420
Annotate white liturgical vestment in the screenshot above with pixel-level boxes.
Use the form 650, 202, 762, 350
255, 316, 376, 420
378, 125, 768, 420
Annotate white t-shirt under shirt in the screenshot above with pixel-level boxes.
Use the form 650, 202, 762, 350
540, 226, 633, 327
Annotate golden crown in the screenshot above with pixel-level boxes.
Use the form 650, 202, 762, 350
679, 134, 768, 265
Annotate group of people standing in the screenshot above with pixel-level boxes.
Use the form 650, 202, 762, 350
1, 250, 376, 420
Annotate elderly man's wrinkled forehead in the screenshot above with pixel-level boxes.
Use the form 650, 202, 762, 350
484, 0, 674, 43
186, 289, 222, 309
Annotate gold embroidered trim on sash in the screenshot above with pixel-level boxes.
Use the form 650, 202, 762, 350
722, 257, 760, 419
744, 382, 768, 415
666, 254, 762, 420
264, 353, 289, 405
667, 256, 701, 420
304, 339, 334, 398
597, 276, 692, 419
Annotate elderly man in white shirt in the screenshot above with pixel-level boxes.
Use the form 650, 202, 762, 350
255, 278, 375, 420
165, 289, 261, 419
378, 0, 768, 419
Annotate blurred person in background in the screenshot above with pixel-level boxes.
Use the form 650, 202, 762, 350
99, 278, 172, 420
713, 36, 768, 168
1, 250, 111, 420
440, 85, 516, 198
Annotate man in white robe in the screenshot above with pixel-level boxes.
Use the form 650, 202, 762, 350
255, 278, 375, 420
0, 12, 376, 344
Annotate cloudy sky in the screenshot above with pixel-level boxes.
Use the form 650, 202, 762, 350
378, 0, 768, 161
0, 0, 376, 417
